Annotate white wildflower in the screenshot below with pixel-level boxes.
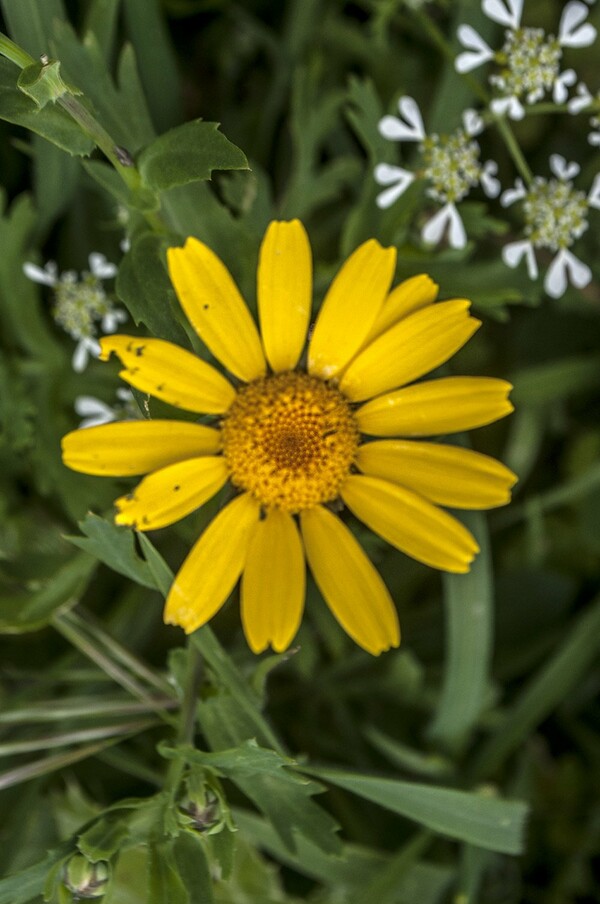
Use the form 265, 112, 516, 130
456, 1, 597, 119
501, 156, 600, 297
23, 252, 126, 371
375, 99, 498, 249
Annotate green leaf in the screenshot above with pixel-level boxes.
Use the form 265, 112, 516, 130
122, 0, 183, 133
148, 842, 189, 904
511, 355, 600, 406
18, 59, 81, 108
137, 533, 174, 596
116, 231, 189, 345
427, 511, 494, 755
66, 513, 157, 590
0, 553, 94, 634
77, 818, 130, 863
0, 0, 66, 57
234, 809, 453, 902
307, 768, 529, 855
171, 833, 215, 904
0, 844, 71, 904
138, 120, 248, 193
83, 0, 122, 61
160, 739, 299, 780
0, 58, 94, 156
473, 593, 600, 777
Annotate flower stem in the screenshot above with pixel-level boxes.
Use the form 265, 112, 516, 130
164, 641, 204, 804
411, 10, 533, 185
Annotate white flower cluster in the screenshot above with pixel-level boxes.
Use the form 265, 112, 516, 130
373, 0, 599, 298
374, 98, 500, 249
455, 0, 596, 120
23, 253, 127, 372
501, 156, 600, 297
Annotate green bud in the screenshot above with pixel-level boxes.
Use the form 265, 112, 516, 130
63, 854, 110, 900
179, 788, 221, 832
17, 57, 82, 108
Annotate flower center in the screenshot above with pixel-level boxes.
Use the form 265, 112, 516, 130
421, 129, 482, 204
221, 372, 359, 513
493, 28, 561, 102
523, 178, 589, 250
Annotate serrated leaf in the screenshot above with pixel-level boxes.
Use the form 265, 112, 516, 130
0, 58, 94, 156
159, 739, 300, 781
309, 768, 528, 855
138, 120, 248, 192
66, 513, 156, 589
116, 231, 189, 345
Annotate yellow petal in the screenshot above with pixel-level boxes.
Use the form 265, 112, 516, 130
300, 505, 400, 655
258, 220, 312, 372
164, 493, 260, 634
365, 274, 439, 344
308, 239, 396, 379
356, 376, 514, 437
167, 237, 266, 382
357, 440, 518, 509
100, 335, 235, 415
62, 420, 221, 476
114, 457, 228, 530
340, 474, 479, 573
241, 509, 305, 653
340, 300, 480, 402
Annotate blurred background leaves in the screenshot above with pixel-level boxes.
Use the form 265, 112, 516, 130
0, 0, 599, 902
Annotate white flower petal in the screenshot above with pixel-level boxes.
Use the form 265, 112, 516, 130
379, 97, 425, 142
481, 160, 501, 197
503, 240, 538, 279
421, 203, 467, 249
88, 252, 117, 280
72, 337, 101, 373
74, 396, 112, 418
463, 107, 485, 136
455, 25, 493, 72
500, 178, 526, 207
23, 261, 58, 286
550, 154, 580, 180
553, 69, 577, 103
374, 164, 416, 208
482, 0, 523, 29
559, 0, 597, 47
568, 82, 593, 113
545, 248, 591, 298
491, 95, 525, 120
587, 173, 600, 208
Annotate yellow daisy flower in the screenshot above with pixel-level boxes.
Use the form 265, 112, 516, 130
61, 220, 516, 656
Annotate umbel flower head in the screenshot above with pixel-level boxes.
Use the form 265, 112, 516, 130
62, 221, 516, 655
501, 154, 600, 297
375, 98, 500, 249
455, 0, 597, 120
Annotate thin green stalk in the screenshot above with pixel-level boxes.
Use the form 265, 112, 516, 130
412, 9, 533, 185
0, 31, 35, 69
164, 641, 204, 805
52, 611, 177, 727
0, 719, 159, 757
0, 31, 164, 231
65, 610, 174, 697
